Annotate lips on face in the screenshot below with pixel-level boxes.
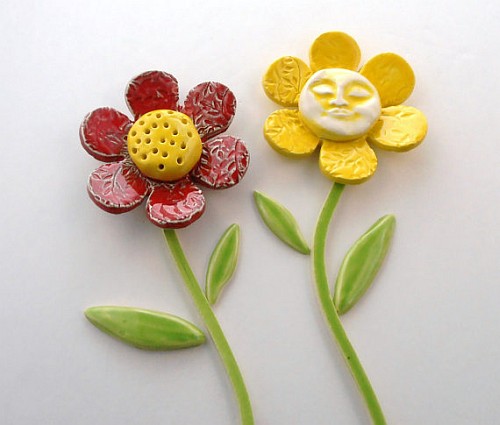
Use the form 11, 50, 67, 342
299, 68, 381, 141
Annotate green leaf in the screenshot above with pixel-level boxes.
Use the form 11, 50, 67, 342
253, 191, 310, 254
333, 215, 396, 315
84, 306, 206, 350
206, 224, 240, 305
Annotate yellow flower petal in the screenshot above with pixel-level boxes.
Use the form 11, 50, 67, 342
264, 109, 320, 156
263, 56, 312, 107
319, 138, 377, 184
360, 53, 415, 107
309, 32, 361, 72
368, 105, 427, 152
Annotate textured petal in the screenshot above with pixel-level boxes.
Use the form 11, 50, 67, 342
191, 136, 249, 189
309, 32, 361, 72
368, 105, 427, 152
319, 138, 377, 184
80, 107, 131, 162
264, 109, 320, 156
146, 179, 206, 228
87, 161, 150, 214
360, 53, 415, 107
182, 82, 236, 140
262, 56, 312, 107
125, 71, 179, 119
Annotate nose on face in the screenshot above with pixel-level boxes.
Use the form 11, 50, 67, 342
328, 94, 348, 107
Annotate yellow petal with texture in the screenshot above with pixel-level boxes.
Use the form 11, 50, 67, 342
319, 138, 377, 184
368, 105, 427, 152
264, 109, 320, 156
360, 53, 415, 107
263, 56, 312, 107
309, 32, 361, 72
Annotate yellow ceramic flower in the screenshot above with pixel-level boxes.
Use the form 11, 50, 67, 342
263, 31, 428, 184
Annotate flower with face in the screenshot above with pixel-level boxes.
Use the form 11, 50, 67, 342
81, 71, 249, 228
263, 32, 427, 184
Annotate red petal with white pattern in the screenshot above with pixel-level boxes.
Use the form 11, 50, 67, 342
182, 82, 236, 140
80, 107, 131, 162
191, 136, 249, 189
88, 161, 150, 214
146, 180, 206, 228
125, 71, 179, 119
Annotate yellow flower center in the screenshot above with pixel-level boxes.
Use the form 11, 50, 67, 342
127, 110, 202, 182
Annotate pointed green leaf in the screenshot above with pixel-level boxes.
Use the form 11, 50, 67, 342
85, 306, 206, 350
253, 191, 310, 254
205, 224, 240, 305
334, 215, 396, 315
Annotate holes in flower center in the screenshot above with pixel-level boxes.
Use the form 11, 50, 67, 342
127, 110, 202, 182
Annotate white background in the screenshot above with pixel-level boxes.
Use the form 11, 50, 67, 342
1, 0, 499, 424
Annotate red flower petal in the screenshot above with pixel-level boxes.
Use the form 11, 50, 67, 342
88, 161, 150, 214
80, 107, 131, 162
146, 180, 206, 228
191, 136, 249, 189
125, 71, 179, 119
182, 82, 236, 140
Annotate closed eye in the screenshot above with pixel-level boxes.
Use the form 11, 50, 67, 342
311, 84, 335, 96
348, 87, 371, 98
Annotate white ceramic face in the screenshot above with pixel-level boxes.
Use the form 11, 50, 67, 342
299, 68, 381, 141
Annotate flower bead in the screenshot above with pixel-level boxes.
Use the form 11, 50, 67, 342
262, 31, 427, 184
81, 71, 249, 228
127, 110, 202, 182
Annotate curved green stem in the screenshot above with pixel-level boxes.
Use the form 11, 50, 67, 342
312, 183, 386, 425
163, 229, 254, 425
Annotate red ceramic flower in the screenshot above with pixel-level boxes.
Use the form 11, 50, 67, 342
81, 71, 250, 228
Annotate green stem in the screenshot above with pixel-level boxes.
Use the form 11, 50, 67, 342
163, 229, 254, 425
312, 183, 386, 425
